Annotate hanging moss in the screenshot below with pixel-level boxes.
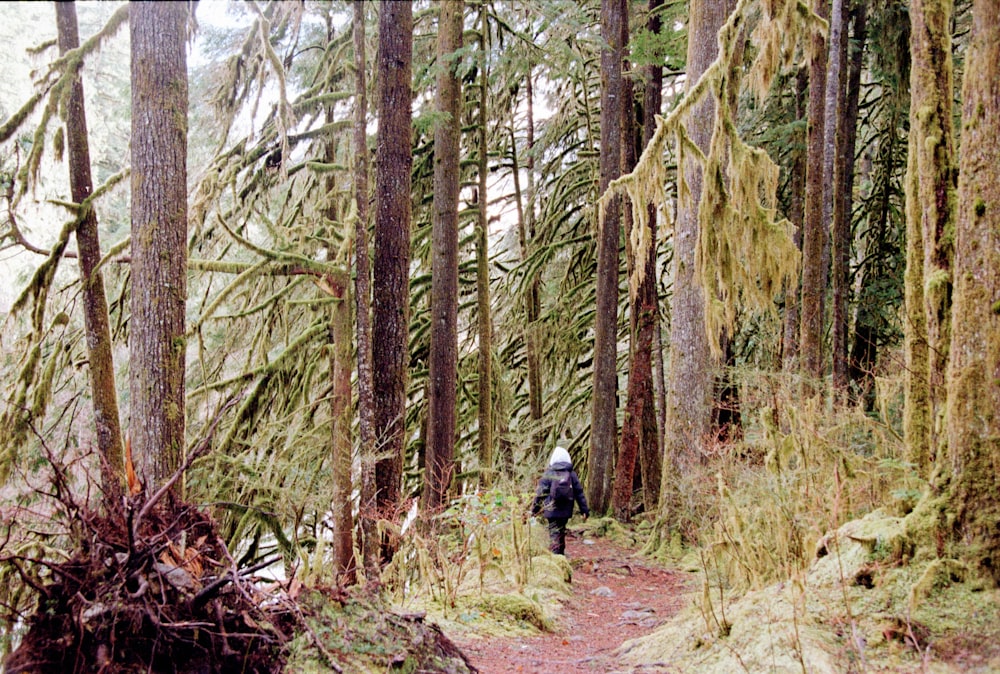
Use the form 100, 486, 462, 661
600, 0, 820, 356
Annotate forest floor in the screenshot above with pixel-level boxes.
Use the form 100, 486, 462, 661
456, 531, 691, 674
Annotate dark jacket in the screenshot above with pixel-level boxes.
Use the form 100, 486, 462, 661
532, 461, 589, 520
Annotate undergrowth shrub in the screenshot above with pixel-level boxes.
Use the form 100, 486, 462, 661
383, 487, 540, 617
661, 370, 923, 594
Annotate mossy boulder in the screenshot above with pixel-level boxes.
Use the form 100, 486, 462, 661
617, 511, 1000, 673
809, 509, 908, 586
616, 581, 842, 674
285, 587, 475, 673
468, 592, 552, 631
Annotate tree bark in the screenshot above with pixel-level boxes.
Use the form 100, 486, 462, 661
55, 1, 124, 506
944, 0, 1000, 580
353, 0, 379, 582
833, 0, 867, 400
660, 0, 732, 509
426, 0, 462, 511
614, 0, 661, 521
905, 0, 957, 475
589, 0, 626, 516
639, 0, 664, 516
799, 0, 829, 389
373, 0, 412, 552
129, 0, 188, 491
524, 64, 544, 460
824, 0, 848, 395
782, 68, 808, 372
328, 272, 356, 584
475, 4, 494, 487
511, 8, 544, 460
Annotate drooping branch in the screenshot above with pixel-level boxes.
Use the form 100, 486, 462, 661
600, 0, 819, 356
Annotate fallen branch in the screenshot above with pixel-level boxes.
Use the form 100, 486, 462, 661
189, 553, 283, 612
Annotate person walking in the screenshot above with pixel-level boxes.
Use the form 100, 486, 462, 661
531, 446, 589, 554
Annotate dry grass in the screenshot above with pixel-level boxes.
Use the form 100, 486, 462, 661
656, 369, 921, 594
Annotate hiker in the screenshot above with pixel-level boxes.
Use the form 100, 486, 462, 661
531, 446, 589, 555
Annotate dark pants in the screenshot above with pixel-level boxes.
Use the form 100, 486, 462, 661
546, 516, 569, 554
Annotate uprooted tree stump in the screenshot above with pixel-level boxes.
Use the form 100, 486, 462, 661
4, 495, 288, 674
3, 490, 480, 673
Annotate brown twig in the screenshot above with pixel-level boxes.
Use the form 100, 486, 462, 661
188, 553, 282, 612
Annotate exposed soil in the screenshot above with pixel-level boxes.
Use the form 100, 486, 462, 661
457, 531, 690, 674
3, 496, 287, 674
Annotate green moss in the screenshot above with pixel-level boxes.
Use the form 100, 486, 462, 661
810, 511, 908, 586
529, 553, 572, 592
908, 558, 968, 612
471, 592, 551, 631
975, 199, 986, 217
285, 588, 476, 673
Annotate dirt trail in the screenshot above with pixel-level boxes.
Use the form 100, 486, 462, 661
458, 532, 690, 673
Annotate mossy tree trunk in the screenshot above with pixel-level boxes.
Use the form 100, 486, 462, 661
782, 68, 809, 372
821, 0, 846, 387
638, 0, 664, 516
353, 0, 379, 581
942, 0, 1000, 582
524, 66, 544, 461
589, 0, 626, 516
55, 1, 124, 506
425, 0, 462, 511
828, 0, 860, 397
842, 1, 874, 406
799, 0, 829, 389
614, 0, 662, 521
510, 60, 544, 461
373, 0, 412, 559
328, 270, 356, 585
323, 27, 357, 582
475, 3, 494, 488
659, 0, 732, 512
904, 0, 957, 476
129, 0, 188, 491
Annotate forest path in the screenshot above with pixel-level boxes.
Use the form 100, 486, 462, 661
456, 531, 691, 673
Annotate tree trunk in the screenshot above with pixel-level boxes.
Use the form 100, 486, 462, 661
129, 0, 188, 491
475, 4, 494, 487
825, 0, 848, 395
852, 107, 905, 408
524, 66, 544, 460
639, 0, 664, 516
425, 0, 462, 511
834, 0, 867, 401
329, 272, 356, 584
905, 0, 957, 475
55, 1, 124, 506
782, 68, 808, 372
799, 0, 829, 389
353, 0, 379, 581
589, 0, 626, 516
660, 0, 732, 509
944, 0, 1000, 580
509, 94, 543, 462
713, 333, 742, 441
614, 0, 660, 521
373, 0, 412, 554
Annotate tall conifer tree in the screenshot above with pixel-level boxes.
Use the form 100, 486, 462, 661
129, 0, 189, 490
373, 0, 413, 551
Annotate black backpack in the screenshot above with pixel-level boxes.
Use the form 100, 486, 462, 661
550, 468, 574, 505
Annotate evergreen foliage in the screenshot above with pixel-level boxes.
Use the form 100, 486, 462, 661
0, 0, 997, 667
